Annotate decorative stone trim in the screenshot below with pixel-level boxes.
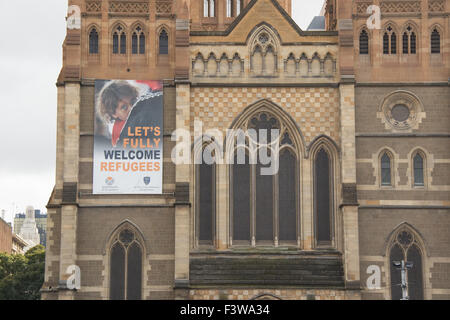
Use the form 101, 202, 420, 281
428, 0, 445, 12
156, 0, 172, 14
377, 90, 425, 133
380, 1, 421, 13
109, 1, 149, 14
86, 1, 101, 13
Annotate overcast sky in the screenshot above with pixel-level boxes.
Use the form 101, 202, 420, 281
0, 0, 323, 224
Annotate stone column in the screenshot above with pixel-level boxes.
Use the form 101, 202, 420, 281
173, 2, 191, 299
58, 83, 81, 300
337, 0, 361, 297
174, 82, 191, 299
339, 82, 361, 293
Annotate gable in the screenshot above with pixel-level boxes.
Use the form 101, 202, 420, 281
190, 0, 337, 44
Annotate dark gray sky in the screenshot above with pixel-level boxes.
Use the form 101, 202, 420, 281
0, 0, 323, 224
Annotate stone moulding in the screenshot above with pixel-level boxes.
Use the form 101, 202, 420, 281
86, 1, 101, 13
109, 1, 149, 14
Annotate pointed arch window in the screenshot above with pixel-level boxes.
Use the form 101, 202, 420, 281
132, 26, 145, 55
389, 229, 424, 300
402, 26, 416, 54
113, 25, 126, 54
431, 28, 441, 54
110, 228, 143, 300
159, 29, 168, 55
381, 152, 392, 186
230, 112, 299, 246
413, 153, 424, 187
196, 143, 216, 245
383, 26, 397, 55
314, 148, 333, 245
360, 30, 369, 55
89, 28, 99, 54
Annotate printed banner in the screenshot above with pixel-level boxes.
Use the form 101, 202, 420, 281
93, 80, 163, 194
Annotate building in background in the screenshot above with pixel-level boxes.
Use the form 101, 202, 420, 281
12, 233, 29, 255
16, 206, 41, 252
43, 0, 449, 300
14, 209, 47, 247
0, 216, 12, 254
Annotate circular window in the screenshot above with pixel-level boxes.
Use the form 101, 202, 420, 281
391, 104, 410, 122
378, 91, 424, 132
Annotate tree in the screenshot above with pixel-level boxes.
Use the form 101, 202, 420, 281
0, 245, 45, 300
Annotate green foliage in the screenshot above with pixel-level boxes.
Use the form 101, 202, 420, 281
0, 245, 45, 300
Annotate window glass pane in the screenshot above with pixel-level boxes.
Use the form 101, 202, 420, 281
204, 0, 209, 17
403, 33, 409, 54
256, 158, 273, 241
227, 0, 232, 17
113, 33, 119, 54
410, 33, 416, 54
390, 244, 403, 300
89, 29, 98, 54
279, 150, 297, 241
233, 154, 250, 241
210, 0, 215, 17
139, 33, 145, 54
159, 30, 168, 55
383, 33, 389, 54
110, 243, 125, 300
431, 29, 440, 53
120, 33, 126, 54
360, 30, 369, 55
391, 32, 397, 54
199, 161, 214, 242
414, 154, 424, 186
132, 33, 138, 54
315, 149, 331, 243
407, 244, 424, 300
381, 153, 391, 186
126, 242, 142, 300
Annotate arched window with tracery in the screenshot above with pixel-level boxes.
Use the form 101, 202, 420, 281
109, 228, 143, 300
132, 26, 145, 55
159, 29, 169, 55
359, 29, 369, 55
431, 28, 441, 54
196, 142, 216, 246
402, 25, 416, 54
250, 29, 278, 76
113, 25, 126, 54
314, 148, 333, 245
383, 25, 397, 55
89, 28, 99, 54
389, 228, 424, 300
230, 109, 300, 246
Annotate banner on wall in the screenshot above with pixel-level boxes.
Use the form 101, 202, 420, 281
93, 80, 163, 194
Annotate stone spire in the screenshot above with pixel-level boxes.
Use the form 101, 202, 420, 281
19, 206, 41, 251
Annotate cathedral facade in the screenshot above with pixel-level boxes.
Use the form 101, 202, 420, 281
42, 0, 450, 300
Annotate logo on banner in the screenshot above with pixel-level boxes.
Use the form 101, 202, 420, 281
105, 177, 115, 186
143, 177, 151, 185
